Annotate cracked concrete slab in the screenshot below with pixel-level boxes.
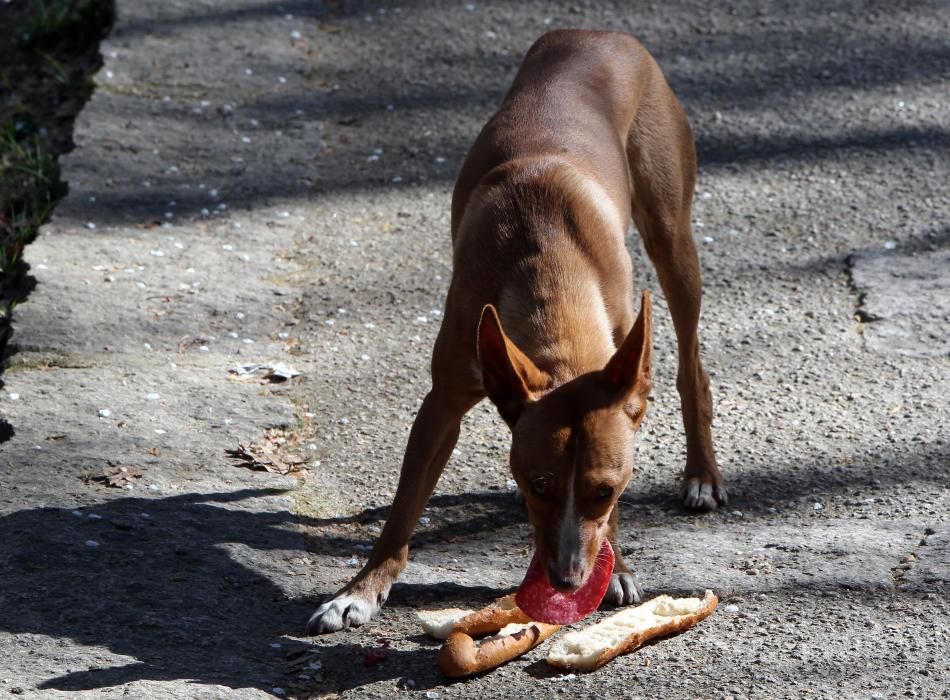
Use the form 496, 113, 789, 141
851, 247, 950, 358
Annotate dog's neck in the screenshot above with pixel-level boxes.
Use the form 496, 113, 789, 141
502, 252, 616, 388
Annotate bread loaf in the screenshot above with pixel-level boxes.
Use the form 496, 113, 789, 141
416, 594, 531, 640
438, 621, 560, 677
546, 589, 718, 671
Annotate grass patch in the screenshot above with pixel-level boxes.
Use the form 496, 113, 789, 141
0, 0, 114, 353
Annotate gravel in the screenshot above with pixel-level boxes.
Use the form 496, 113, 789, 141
0, 0, 947, 698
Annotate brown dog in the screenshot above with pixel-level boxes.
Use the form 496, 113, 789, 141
307, 29, 726, 634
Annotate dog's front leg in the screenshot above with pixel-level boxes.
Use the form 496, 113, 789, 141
306, 388, 476, 633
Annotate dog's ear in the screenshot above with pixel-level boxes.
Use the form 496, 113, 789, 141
477, 305, 547, 426
602, 290, 652, 423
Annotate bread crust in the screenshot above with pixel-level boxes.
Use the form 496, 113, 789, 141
438, 622, 561, 677
547, 590, 718, 672
452, 593, 532, 636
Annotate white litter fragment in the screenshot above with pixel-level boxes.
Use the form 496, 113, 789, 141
228, 362, 301, 382
278, 211, 290, 218
72, 510, 83, 517
86, 222, 96, 230
145, 393, 160, 401
725, 604, 739, 613
278, 76, 287, 84
883, 240, 897, 250
151, 249, 165, 256
87, 513, 102, 520
222, 244, 234, 251
98, 408, 112, 418
290, 30, 302, 39
245, 68, 253, 75
813, 502, 824, 511
702, 236, 714, 244
85, 540, 99, 548
7, 393, 19, 400
154, 429, 167, 434
241, 136, 251, 144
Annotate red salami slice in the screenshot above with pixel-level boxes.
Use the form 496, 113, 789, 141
515, 539, 614, 624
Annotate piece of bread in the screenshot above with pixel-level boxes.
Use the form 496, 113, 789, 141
416, 594, 532, 640
453, 593, 532, 636
416, 607, 475, 640
438, 621, 561, 677
546, 589, 718, 671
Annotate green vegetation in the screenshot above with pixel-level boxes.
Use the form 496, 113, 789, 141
0, 0, 114, 351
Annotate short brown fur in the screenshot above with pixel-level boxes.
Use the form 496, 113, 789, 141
307, 29, 726, 634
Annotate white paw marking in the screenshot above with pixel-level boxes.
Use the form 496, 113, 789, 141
307, 594, 379, 634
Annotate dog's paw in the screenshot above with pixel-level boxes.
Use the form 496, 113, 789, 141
603, 571, 643, 607
680, 477, 728, 511
306, 594, 380, 635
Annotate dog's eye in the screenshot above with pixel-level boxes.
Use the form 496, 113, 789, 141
531, 477, 547, 496
596, 484, 613, 500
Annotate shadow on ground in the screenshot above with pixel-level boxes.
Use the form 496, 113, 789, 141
71, 0, 950, 225
0, 488, 309, 691
1, 436, 944, 691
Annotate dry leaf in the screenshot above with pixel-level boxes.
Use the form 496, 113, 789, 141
93, 465, 146, 487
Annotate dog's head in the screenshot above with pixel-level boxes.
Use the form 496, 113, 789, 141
477, 292, 652, 591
